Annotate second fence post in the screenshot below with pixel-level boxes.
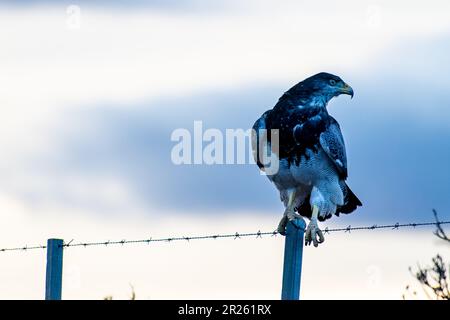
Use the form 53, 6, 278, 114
45, 238, 64, 300
281, 218, 306, 300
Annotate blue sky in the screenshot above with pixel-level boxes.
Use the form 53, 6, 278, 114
0, 0, 449, 299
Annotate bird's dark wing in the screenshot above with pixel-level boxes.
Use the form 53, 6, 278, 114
319, 116, 348, 179
251, 110, 271, 170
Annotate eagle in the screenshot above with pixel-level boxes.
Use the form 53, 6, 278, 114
252, 72, 362, 247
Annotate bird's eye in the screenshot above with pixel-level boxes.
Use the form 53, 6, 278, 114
329, 79, 336, 86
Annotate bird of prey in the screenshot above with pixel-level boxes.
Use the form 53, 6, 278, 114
252, 72, 362, 247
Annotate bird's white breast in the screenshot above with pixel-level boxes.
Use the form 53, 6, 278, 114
289, 148, 338, 186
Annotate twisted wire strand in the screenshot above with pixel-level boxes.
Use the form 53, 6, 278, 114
1, 220, 449, 253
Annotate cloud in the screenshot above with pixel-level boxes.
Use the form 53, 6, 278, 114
6, 75, 450, 223
1, 3, 450, 222
0, 0, 224, 12
1, 2, 450, 300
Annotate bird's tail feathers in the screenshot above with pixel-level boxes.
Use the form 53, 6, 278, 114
336, 182, 362, 215
295, 182, 362, 221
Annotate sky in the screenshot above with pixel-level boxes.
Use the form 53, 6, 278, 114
0, 0, 449, 299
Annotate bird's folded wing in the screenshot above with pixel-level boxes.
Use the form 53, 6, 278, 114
319, 116, 348, 179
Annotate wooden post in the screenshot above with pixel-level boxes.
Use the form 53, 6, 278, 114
45, 239, 64, 300
281, 218, 306, 300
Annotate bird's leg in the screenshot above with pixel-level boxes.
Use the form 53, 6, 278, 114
277, 190, 302, 235
277, 216, 288, 235
305, 205, 325, 247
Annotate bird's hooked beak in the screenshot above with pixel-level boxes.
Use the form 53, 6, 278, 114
340, 83, 354, 99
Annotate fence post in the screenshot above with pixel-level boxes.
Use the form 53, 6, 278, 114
45, 238, 64, 300
281, 218, 306, 300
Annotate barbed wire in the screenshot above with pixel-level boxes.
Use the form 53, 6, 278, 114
1, 220, 449, 253
0, 244, 47, 253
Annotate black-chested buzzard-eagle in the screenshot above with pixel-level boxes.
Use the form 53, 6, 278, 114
252, 72, 362, 247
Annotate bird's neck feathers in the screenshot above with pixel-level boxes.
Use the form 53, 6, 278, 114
302, 93, 331, 109
278, 90, 331, 112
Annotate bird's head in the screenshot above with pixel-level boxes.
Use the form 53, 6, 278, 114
288, 72, 354, 106
305, 72, 354, 99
